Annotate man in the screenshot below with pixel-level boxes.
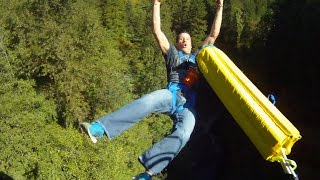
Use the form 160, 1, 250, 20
81, 0, 223, 179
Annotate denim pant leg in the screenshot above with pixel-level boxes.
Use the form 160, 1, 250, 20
139, 107, 196, 175
96, 89, 173, 139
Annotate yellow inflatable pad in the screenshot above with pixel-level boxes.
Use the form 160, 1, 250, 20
196, 46, 301, 161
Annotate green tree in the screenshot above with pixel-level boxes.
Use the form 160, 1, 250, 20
1, 0, 134, 127
124, 0, 168, 95
188, 0, 209, 48
222, 0, 275, 48
0, 1, 172, 178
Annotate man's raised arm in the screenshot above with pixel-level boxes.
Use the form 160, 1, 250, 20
152, 0, 170, 55
203, 0, 224, 46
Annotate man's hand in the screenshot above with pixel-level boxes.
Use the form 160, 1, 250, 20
216, 0, 224, 7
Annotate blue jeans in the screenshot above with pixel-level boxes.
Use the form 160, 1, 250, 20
95, 89, 196, 175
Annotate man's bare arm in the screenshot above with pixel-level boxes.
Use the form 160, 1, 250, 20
152, 0, 170, 54
203, 0, 224, 46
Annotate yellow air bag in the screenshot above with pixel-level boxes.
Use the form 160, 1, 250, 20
196, 46, 301, 161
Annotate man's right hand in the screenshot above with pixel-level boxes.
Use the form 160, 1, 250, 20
152, 0, 169, 55
215, 0, 224, 7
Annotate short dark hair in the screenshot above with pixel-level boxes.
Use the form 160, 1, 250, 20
176, 30, 191, 43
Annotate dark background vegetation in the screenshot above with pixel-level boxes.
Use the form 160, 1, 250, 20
0, 0, 319, 179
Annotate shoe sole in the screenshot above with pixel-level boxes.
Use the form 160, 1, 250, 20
80, 122, 98, 143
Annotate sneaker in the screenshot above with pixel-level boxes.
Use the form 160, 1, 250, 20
133, 172, 152, 180
80, 122, 98, 143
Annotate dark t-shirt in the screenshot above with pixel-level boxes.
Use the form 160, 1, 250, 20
164, 44, 199, 85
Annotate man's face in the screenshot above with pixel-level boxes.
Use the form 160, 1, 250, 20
176, 32, 192, 54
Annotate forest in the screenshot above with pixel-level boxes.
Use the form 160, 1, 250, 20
0, 0, 319, 179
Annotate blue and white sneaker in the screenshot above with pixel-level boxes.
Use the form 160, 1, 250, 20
80, 122, 104, 143
80, 122, 98, 143
133, 172, 152, 180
